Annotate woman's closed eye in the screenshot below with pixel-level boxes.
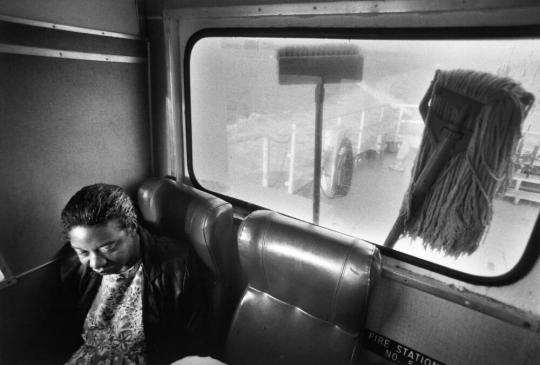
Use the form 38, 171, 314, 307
74, 249, 88, 257
100, 241, 118, 253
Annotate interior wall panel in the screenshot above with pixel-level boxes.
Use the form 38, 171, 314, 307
0, 53, 151, 275
363, 278, 540, 365
0, 264, 60, 364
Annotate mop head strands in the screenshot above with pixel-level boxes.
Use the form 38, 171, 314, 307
401, 69, 535, 257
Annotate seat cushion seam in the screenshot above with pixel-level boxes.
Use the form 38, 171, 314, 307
331, 242, 354, 325
260, 212, 277, 291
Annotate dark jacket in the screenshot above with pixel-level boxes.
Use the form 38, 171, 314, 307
58, 227, 212, 365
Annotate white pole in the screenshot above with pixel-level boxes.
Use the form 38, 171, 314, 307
357, 111, 365, 155
262, 137, 269, 187
396, 105, 404, 139
376, 134, 384, 158
287, 124, 296, 194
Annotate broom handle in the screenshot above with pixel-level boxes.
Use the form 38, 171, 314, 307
313, 80, 325, 225
384, 214, 406, 249
413, 124, 466, 195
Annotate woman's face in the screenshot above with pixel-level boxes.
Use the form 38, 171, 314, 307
68, 219, 140, 275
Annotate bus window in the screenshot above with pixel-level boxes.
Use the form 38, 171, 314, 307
187, 35, 540, 279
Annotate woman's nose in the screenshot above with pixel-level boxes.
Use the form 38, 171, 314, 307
89, 252, 107, 270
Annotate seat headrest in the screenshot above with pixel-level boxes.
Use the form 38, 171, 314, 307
137, 178, 233, 275
237, 210, 381, 334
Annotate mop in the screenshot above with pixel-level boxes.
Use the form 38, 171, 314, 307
384, 69, 534, 257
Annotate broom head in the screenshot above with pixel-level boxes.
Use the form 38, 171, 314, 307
278, 44, 363, 84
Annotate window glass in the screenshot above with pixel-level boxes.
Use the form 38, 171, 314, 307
188, 36, 540, 277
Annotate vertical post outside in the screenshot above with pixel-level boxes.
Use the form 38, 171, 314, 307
396, 105, 404, 139
262, 137, 269, 187
313, 79, 324, 224
357, 111, 365, 155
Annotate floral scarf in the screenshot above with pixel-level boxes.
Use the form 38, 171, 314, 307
66, 262, 146, 365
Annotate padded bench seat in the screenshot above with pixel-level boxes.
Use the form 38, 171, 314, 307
225, 210, 381, 365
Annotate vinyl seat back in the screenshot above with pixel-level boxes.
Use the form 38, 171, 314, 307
225, 210, 381, 365
138, 178, 243, 353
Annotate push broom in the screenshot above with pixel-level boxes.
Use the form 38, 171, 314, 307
384, 69, 534, 257
277, 44, 363, 224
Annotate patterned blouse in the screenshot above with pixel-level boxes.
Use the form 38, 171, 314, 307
66, 262, 146, 365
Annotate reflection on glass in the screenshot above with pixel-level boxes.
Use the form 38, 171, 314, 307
189, 36, 540, 277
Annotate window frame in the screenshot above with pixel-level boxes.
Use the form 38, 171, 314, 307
182, 25, 540, 286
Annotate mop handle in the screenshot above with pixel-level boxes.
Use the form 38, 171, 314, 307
412, 105, 470, 196
384, 83, 474, 249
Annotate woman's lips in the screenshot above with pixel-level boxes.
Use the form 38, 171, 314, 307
95, 266, 116, 275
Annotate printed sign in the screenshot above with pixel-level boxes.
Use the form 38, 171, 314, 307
363, 329, 446, 365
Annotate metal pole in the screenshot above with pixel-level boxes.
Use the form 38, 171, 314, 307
313, 80, 324, 224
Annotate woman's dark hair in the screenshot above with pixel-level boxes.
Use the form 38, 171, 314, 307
61, 183, 138, 237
